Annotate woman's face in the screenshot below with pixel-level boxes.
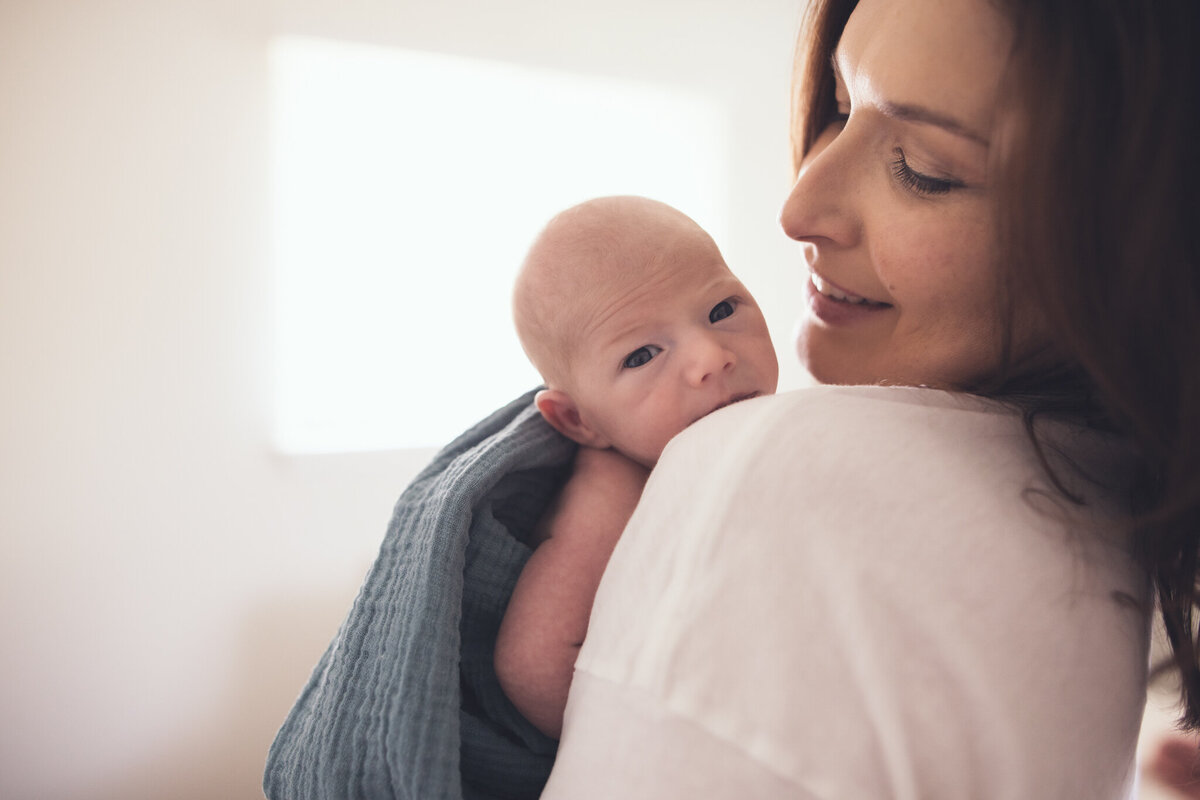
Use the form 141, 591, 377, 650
781, 0, 1036, 388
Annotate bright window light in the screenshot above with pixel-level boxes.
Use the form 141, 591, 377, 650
269, 36, 728, 452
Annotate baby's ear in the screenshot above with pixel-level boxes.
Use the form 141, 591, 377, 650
535, 389, 609, 448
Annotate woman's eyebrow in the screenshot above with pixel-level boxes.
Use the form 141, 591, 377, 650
877, 100, 990, 147
830, 50, 990, 147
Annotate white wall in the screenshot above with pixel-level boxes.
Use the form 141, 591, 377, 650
0, 1, 806, 797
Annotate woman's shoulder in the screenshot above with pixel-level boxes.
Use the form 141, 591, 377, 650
665, 384, 1034, 487
685, 383, 1023, 444
657, 383, 1137, 558
574, 384, 1150, 798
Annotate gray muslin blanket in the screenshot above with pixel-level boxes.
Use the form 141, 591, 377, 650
264, 389, 575, 800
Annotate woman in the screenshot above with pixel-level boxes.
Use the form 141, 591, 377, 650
542, 0, 1199, 797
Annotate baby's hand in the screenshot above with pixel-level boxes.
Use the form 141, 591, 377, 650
570, 448, 650, 509
495, 446, 650, 738
550, 448, 649, 550
529, 447, 648, 548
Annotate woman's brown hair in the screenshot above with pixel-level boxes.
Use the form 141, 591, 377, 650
792, 0, 1200, 726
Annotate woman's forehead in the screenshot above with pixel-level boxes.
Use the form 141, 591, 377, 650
838, 0, 1012, 140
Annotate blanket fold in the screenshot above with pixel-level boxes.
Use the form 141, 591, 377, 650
265, 389, 575, 800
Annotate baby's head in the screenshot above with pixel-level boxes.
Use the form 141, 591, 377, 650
513, 196, 778, 467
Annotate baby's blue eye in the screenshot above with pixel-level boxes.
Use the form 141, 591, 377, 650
623, 345, 660, 369
709, 300, 735, 323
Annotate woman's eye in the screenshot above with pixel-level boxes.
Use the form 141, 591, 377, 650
622, 345, 661, 369
890, 148, 962, 197
709, 300, 735, 323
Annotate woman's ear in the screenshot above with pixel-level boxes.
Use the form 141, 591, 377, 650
535, 389, 609, 448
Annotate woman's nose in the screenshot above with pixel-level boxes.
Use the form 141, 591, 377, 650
684, 335, 735, 387
779, 123, 860, 248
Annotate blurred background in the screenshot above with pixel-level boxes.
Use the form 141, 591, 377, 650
0, 1, 805, 797
1, 1, 1190, 798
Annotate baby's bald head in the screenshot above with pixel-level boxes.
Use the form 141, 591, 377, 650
513, 196, 717, 390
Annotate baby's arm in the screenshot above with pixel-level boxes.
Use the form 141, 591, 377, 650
494, 446, 650, 739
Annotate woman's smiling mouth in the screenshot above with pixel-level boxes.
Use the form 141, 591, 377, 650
806, 273, 893, 327
810, 273, 891, 307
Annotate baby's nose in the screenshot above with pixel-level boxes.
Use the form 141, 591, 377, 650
684, 336, 735, 387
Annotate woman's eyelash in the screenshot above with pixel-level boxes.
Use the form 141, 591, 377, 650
890, 148, 961, 196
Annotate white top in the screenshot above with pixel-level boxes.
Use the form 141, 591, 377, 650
542, 385, 1150, 800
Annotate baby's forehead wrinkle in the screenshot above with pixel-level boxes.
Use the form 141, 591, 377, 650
577, 267, 743, 360
574, 265, 677, 350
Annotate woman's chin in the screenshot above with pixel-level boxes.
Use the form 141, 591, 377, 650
797, 347, 863, 386
794, 318, 992, 390
794, 320, 873, 385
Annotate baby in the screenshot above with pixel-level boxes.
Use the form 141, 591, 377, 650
495, 195, 779, 738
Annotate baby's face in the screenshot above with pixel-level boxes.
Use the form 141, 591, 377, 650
567, 229, 778, 467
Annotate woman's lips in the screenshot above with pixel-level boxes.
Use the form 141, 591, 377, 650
810, 273, 889, 306
806, 273, 892, 326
